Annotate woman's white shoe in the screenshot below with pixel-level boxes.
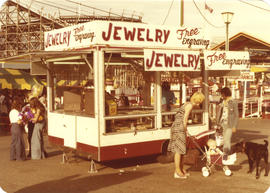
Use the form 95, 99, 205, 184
174, 172, 187, 179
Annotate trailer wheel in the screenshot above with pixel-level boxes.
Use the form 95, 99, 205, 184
156, 140, 173, 164
161, 139, 170, 154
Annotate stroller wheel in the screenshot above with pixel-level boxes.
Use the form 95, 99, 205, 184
202, 167, 210, 177
224, 169, 232, 176
223, 166, 232, 176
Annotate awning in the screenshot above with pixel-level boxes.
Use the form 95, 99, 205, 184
250, 66, 270, 72
57, 80, 87, 87
0, 68, 44, 90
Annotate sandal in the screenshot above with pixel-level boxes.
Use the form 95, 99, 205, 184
183, 170, 190, 176
174, 172, 187, 179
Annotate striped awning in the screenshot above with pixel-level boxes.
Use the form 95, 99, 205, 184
56, 79, 88, 87
0, 68, 44, 90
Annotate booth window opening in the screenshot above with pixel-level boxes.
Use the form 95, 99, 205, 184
51, 53, 95, 116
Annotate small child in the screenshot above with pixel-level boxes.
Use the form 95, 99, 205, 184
207, 139, 223, 156
206, 139, 236, 172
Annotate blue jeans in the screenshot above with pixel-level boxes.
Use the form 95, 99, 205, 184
31, 121, 45, 160
223, 127, 232, 154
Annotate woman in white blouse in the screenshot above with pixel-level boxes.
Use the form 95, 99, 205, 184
9, 98, 26, 161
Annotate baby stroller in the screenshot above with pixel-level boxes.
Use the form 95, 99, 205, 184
187, 125, 236, 177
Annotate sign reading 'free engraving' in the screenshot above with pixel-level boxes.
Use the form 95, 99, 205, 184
204, 51, 250, 70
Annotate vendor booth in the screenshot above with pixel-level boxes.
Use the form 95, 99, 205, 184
39, 21, 211, 162
1, 21, 250, 163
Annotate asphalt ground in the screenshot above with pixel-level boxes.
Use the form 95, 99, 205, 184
0, 118, 270, 193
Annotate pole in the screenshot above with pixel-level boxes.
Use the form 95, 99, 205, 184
225, 22, 229, 87
225, 22, 229, 51
180, 0, 186, 104
201, 56, 209, 125
180, 0, 184, 26
242, 81, 247, 118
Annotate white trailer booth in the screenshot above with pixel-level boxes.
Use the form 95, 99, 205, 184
39, 20, 213, 162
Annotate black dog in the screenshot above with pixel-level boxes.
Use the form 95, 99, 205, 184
232, 140, 269, 179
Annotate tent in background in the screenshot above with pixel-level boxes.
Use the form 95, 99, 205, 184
0, 68, 44, 90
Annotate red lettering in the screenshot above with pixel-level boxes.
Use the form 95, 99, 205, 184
181, 54, 187, 67
124, 27, 136, 41
164, 54, 173, 67
177, 28, 200, 40
174, 54, 181, 67
155, 53, 163, 67
146, 51, 155, 68
207, 52, 226, 67
155, 30, 162, 42
63, 32, 67, 44
137, 28, 145, 41
56, 33, 59, 45
102, 22, 112, 41
113, 26, 122, 40
146, 29, 153, 42
188, 54, 194, 67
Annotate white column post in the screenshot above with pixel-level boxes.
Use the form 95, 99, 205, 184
156, 71, 162, 129
242, 81, 247, 118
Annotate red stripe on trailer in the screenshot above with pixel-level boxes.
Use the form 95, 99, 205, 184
48, 135, 64, 146
99, 140, 166, 161
77, 142, 98, 160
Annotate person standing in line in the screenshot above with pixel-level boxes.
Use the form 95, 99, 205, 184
29, 97, 46, 160
168, 92, 205, 179
216, 87, 239, 160
27, 109, 35, 158
9, 97, 26, 161
162, 81, 176, 112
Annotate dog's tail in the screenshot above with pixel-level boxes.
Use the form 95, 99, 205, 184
264, 140, 268, 147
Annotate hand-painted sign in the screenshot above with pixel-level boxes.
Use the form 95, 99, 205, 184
239, 71, 255, 81
144, 49, 200, 71
204, 51, 250, 70
44, 21, 211, 51
45, 24, 95, 51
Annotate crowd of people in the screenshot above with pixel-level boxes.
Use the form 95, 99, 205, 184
0, 88, 47, 161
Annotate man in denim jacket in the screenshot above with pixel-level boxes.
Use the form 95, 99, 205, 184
216, 87, 239, 160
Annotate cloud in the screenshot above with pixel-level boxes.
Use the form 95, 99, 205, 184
263, 0, 270, 6
0, 0, 5, 7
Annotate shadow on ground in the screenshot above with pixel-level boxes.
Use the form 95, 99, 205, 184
102, 154, 159, 169
232, 129, 268, 144
15, 172, 151, 193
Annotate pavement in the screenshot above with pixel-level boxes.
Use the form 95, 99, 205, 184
0, 118, 270, 193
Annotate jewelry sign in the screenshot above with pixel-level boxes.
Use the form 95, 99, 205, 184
44, 21, 211, 51
144, 49, 201, 71
204, 51, 250, 70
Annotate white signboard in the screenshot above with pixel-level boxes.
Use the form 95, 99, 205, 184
228, 72, 255, 82
204, 51, 250, 70
144, 49, 201, 71
44, 21, 211, 51
239, 71, 255, 81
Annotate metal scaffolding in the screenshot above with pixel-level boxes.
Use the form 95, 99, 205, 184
0, 0, 143, 58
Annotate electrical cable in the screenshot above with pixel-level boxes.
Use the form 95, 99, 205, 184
193, 0, 224, 28
33, 0, 86, 16
238, 0, 270, 12
162, 0, 175, 25
65, 0, 130, 18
